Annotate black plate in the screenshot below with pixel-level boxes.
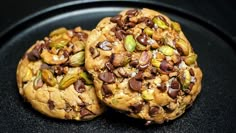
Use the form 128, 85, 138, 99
0, 1, 236, 132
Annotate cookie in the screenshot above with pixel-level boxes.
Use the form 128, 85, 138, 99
16, 27, 105, 120
85, 8, 203, 124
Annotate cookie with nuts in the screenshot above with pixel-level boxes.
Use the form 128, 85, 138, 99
85, 8, 202, 124
16, 27, 105, 120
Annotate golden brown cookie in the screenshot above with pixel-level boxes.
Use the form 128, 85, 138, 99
85, 8, 202, 124
16, 27, 105, 120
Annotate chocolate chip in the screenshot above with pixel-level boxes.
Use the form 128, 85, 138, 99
151, 67, 158, 75
149, 106, 160, 116
105, 62, 114, 71
117, 19, 125, 28
76, 32, 88, 41
126, 9, 138, 16
80, 108, 94, 118
171, 80, 180, 89
137, 17, 154, 28
157, 82, 167, 92
102, 84, 113, 97
125, 22, 136, 28
189, 68, 195, 76
74, 80, 85, 93
129, 77, 142, 92
129, 60, 139, 67
98, 72, 115, 83
97, 40, 112, 51
137, 34, 149, 46
89, 47, 100, 59
129, 103, 143, 113
115, 30, 126, 40
27, 48, 41, 61
160, 60, 173, 72
47, 100, 55, 110
168, 88, 180, 99
135, 71, 143, 80
163, 105, 174, 113
188, 82, 194, 90
110, 15, 122, 23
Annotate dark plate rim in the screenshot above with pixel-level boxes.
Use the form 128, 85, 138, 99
0, 0, 235, 50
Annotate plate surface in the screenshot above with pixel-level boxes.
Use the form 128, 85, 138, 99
0, 1, 235, 132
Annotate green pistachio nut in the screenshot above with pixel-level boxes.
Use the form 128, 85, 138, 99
184, 53, 197, 65
79, 72, 93, 85
69, 51, 85, 66
159, 45, 174, 56
124, 35, 136, 52
59, 73, 79, 89
41, 69, 57, 87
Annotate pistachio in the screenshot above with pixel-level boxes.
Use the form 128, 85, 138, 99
144, 27, 154, 36
141, 90, 154, 101
176, 39, 189, 56
139, 51, 152, 65
184, 53, 197, 65
72, 40, 85, 53
79, 72, 93, 85
97, 40, 112, 51
151, 59, 161, 68
49, 27, 68, 37
153, 17, 168, 29
59, 73, 79, 89
22, 67, 33, 82
33, 72, 43, 89
41, 69, 57, 87
124, 35, 136, 52
179, 69, 191, 88
40, 49, 68, 65
49, 33, 71, 49
171, 21, 181, 32
69, 51, 85, 66
110, 53, 131, 67
159, 45, 174, 56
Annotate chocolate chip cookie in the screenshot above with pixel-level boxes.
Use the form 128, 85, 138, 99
85, 8, 203, 124
16, 27, 105, 120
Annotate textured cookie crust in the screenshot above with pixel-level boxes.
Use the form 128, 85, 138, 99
16, 27, 105, 120
85, 8, 202, 124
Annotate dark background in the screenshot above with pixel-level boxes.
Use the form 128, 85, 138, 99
0, 0, 236, 40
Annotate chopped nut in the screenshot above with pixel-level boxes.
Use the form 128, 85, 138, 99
33, 72, 43, 89
79, 72, 93, 85
141, 90, 154, 101
151, 59, 161, 68
97, 40, 112, 51
144, 27, 154, 36
22, 67, 33, 82
139, 51, 152, 65
49, 33, 71, 49
110, 53, 131, 67
49, 27, 68, 37
59, 73, 79, 89
184, 53, 197, 65
179, 69, 191, 88
159, 45, 174, 56
40, 49, 68, 65
69, 51, 85, 66
176, 39, 189, 56
171, 21, 181, 32
41, 69, 57, 87
124, 35, 136, 52
153, 16, 168, 29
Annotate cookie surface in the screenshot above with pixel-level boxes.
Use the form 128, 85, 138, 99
85, 8, 202, 124
16, 27, 105, 120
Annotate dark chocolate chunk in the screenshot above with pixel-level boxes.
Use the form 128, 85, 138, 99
89, 47, 100, 59
115, 30, 126, 40
129, 77, 142, 92
168, 88, 180, 99
137, 33, 149, 46
110, 15, 122, 23
189, 68, 195, 76
129, 103, 143, 113
171, 80, 180, 89
160, 60, 173, 72
27, 48, 40, 61
149, 106, 160, 116
129, 60, 139, 67
126, 9, 138, 16
47, 100, 55, 110
80, 108, 94, 118
157, 82, 167, 92
102, 84, 113, 97
74, 80, 85, 93
98, 72, 115, 83
135, 71, 143, 80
